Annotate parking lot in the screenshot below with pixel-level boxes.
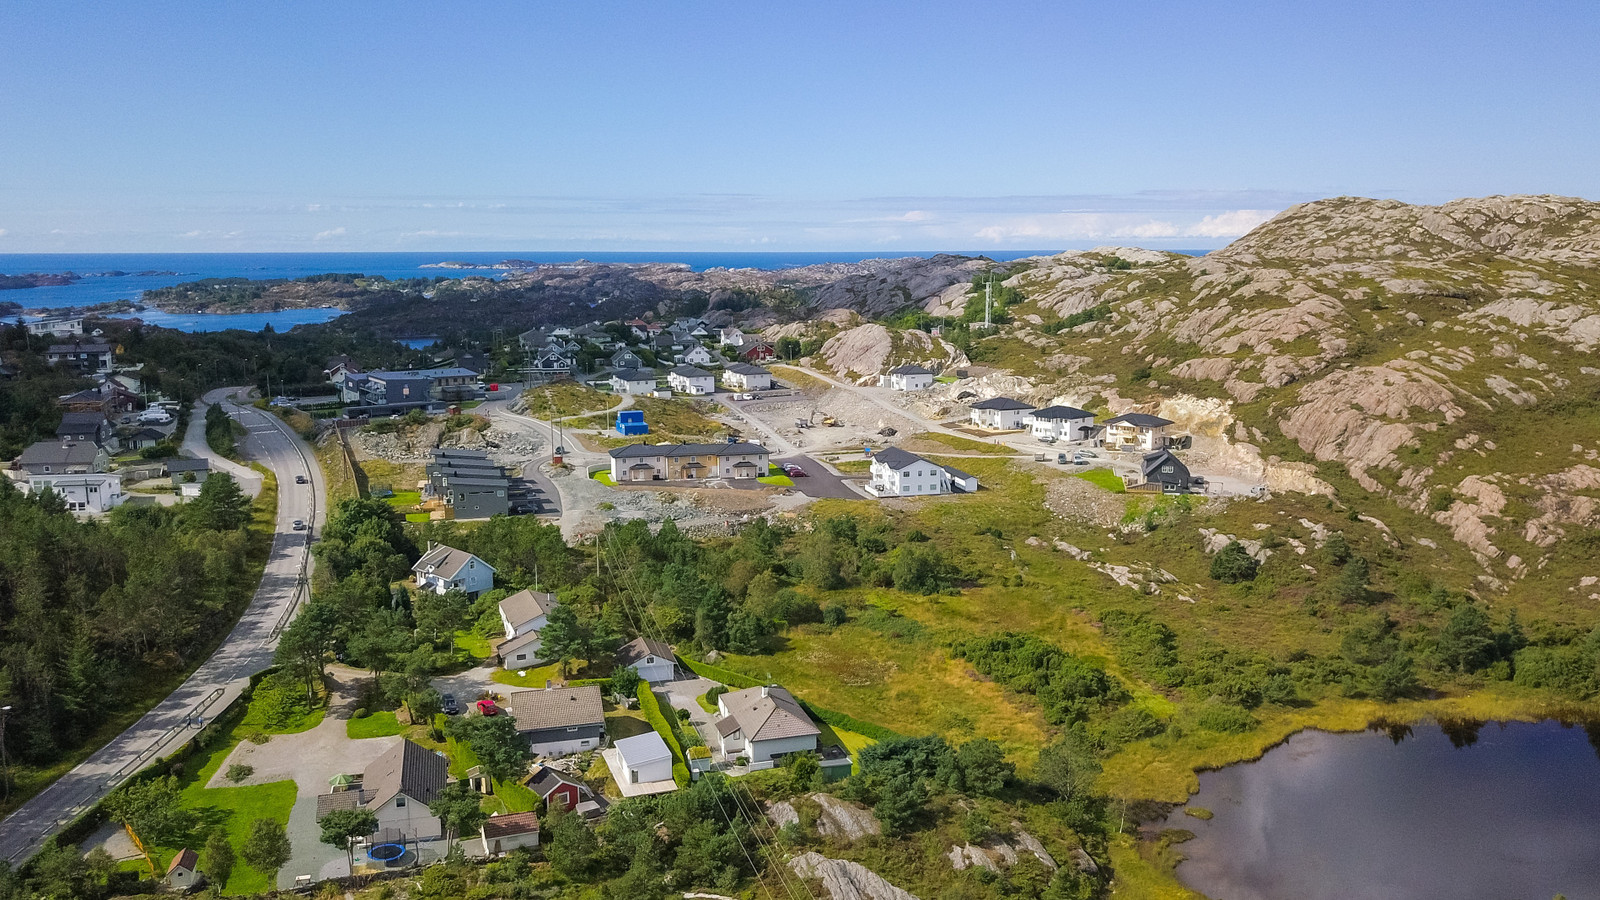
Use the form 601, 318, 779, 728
773, 455, 862, 499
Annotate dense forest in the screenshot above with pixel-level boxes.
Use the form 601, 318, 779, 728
0, 473, 262, 776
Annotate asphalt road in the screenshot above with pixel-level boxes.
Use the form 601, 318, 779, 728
0, 388, 324, 865
774, 455, 863, 499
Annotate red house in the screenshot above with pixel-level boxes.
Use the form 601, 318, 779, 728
528, 765, 588, 811
740, 342, 776, 363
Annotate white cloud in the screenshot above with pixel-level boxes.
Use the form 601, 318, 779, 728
973, 213, 1182, 243
313, 227, 347, 241
1187, 209, 1277, 238
0, 228, 8, 237
179, 230, 204, 238
898, 210, 932, 222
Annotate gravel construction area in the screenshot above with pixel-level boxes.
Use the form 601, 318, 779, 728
734, 386, 925, 454
350, 422, 543, 466
1041, 469, 1129, 527
554, 466, 793, 536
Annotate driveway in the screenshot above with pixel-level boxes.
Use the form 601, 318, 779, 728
773, 456, 862, 499
659, 677, 724, 753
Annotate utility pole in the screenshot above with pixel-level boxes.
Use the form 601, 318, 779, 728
984, 275, 994, 329
0, 705, 11, 802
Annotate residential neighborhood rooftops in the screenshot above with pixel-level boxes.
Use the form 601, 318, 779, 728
165, 457, 211, 473
1030, 405, 1095, 420
942, 464, 974, 481
716, 685, 818, 742
481, 811, 540, 840
616, 636, 673, 669
368, 367, 480, 380
609, 442, 768, 459
508, 685, 605, 730
888, 364, 932, 375
500, 589, 558, 626
528, 765, 587, 797
48, 342, 115, 354
724, 362, 770, 375
363, 739, 448, 809
669, 365, 713, 378
1143, 449, 1186, 476
969, 397, 1035, 410
869, 447, 927, 471
1103, 412, 1175, 428
412, 544, 493, 581
57, 410, 108, 429
611, 369, 657, 382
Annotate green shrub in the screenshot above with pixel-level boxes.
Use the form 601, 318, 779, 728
1210, 541, 1259, 583
226, 763, 254, 783
1195, 701, 1258, 734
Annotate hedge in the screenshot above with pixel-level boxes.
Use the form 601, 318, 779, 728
675, 655, 761, 689
636, 683, 692, 788
677, 654, 905, 743
568, 678, 610, 688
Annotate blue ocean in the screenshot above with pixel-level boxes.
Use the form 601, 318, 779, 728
0, 250, 1211, 331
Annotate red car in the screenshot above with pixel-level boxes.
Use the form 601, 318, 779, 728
475, 699, 501, 716
783, 463, 807, 477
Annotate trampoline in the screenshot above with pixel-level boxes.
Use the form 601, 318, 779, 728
367, 843, 406, 865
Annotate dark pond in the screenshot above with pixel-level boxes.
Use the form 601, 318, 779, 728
1174, 719, 1600, 900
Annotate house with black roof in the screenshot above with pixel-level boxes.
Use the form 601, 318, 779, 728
1129, 449, 1195, 494
865, 446, 976, 497
1025, 405, 1098, 442
885, 364, 934, 391
607, 441, 770, 483
1102, 412, 1176, 451
968, 396, 1037, 431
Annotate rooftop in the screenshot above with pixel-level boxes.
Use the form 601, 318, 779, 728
970, 397, 1036, 411
715, 685, 819, 743
507, 685, 605, 731
609, 442, 769, 459
1103, 412, 1175, 428
500, 588, 558, 626
1029, 404, 1095, 420
412, 544, 493, 581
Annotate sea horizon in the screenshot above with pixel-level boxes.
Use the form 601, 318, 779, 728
0, 249, 1214, 311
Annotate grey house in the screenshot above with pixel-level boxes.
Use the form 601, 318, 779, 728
56, 411, 110, 447
1133, 449, 1194, 494
16, 441, 109, 475
507, 685, 607, 757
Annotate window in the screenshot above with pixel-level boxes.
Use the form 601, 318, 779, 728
1162, 465, 1174, 474
395, 797, 406, 808
566, 726, 578, 732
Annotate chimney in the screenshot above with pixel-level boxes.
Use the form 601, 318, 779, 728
760, 685, 770, 698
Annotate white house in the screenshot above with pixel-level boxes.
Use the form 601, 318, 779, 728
616, 637, 676, 683
315, 739, 449, 841
412, 544, 495, 599
713, 685, 820, 764
866, 447, 951, 497
681, 345, 715, 366
1026, 405, 1098, 442
609, 369, 658, 394
885, 365, 934, 391
942, 465, 979, 493
498, 589, 558, 669
1102, 412, 1176, 451
722, 363, 772, 392
968, 397, 1037, 431
480, 812, 540, 857
608, 442, 770, 483
667, 365, 716, 395
27, 315, 85, 338
719, 327, 748, 347
165, 849, 200, 891
613, 732, 674, 785
23, 471, 124, 514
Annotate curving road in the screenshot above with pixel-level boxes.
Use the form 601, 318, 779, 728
0, 388, 325, 865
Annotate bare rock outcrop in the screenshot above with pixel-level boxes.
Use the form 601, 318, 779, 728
790, 852, 921, 900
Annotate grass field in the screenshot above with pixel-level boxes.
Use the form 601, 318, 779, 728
770, 365, 830, 393
904, 432, 1015, 455
1074, 468, 1126, 492
591, 470, 617, 486
346, 711, 410, 740
519, 382, 617, 420
453, 631, 493, 660
758, 474, 795, 486
384, 490, 421, 509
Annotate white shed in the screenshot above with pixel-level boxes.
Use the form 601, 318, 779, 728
613, 732, 675, 785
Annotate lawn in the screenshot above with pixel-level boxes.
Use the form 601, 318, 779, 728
1074, 468, 1126, 492
406, 512, 431, 523
453, 631, 493, 660
490, 661, 579, 690
519, 382, 617, 420
758, 474, 795, 487
384, 490, 422, 509
904, 432, 1014, 455
346, 711, 410, 740
590, 470, 617, 487
605, 706, 655, 740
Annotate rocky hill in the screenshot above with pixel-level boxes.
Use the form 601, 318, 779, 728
963, 195, 1600, 596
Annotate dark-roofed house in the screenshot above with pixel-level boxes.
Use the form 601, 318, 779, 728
1102, 412, 1176, 451
721, 363, 772, 392
507, 685, 607, 757
885, 364, 934, 391
1130, 449, 1195, 494
498, 589, 559, 669
866, 447, 952, 497
942, 464, 979, 493
479, 811, 540, 857
56, 410, 110, 447
968, 397, 1037, 431
165, 848, 200, 891
607, 442, 770, 483
46, 342, 117, 374
666, 365, 715, 395
610, 349, 644, 371
15, 440, 108, 476
412, 544, 495, 599
615, 636, 675, 683
1025, 405, 1097, 442
526, 763, 597, 814
609, 369, 658, 395
166, 457, 210, 485
713, 685, 820, 764
315, 739, 450, 841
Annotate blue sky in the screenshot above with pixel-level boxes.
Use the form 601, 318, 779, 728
1, 0, 1596, 252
